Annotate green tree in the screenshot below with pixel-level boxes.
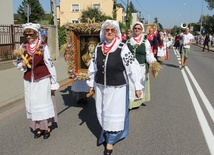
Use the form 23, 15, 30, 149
129, 2, 137, 13
126, 1, 138, 28
125, 4, 132, 28
171, 26, 180, 36
200, 15, 214, 34
154, 17, 158, 23
157, 23, 163, 30
119, 21, 126, 30
80, 8, 112, 23
58, 26, 67, 49
205, 0, 214, 10
112, 0, 117, 20
153, 17, 163, 30
189, 23, 200, 35
17, 0, 45, 24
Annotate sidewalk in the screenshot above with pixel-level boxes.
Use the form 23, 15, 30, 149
194, 43, 214, 52
0, 57, 72, 113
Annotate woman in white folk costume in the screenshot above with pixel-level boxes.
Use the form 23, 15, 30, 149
157, 40, 166, 63
86, 20, 143, 155
162, 32, 170, 60
126, 21, 161, 109
14, 23, 59, 139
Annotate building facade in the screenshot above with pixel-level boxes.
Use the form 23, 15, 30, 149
58, 0, 126, 26
0, 0, 14, 25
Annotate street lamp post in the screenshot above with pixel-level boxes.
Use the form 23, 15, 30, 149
200, 0, 204, 35
24, 2, 31, 23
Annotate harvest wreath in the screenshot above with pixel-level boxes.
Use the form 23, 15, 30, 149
62, 21, 102, 81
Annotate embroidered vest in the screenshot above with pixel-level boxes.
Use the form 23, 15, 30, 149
95, 43, 127, 86
126, 39, 147, 64
22, 41, 50, 81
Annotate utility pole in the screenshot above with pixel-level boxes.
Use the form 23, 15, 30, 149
50, 0, 59, 60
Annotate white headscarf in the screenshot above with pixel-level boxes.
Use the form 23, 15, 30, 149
132, 21, 145, 33
100, 20, 122, 42
22, 23, 41, 32
130, 21, 145, 45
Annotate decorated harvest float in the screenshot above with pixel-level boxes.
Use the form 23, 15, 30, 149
60, 18, 102, 102
61, 18, 102, 82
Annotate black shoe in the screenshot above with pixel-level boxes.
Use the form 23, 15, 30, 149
34, 129, 43, 139
82, 98, 88, 104
104, 149, 113, 155
43, 130, 50, 139
77, 98, 88, 104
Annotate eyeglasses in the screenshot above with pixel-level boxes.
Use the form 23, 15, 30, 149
24, 33, 35, 37
134, 27, 142, 30
105, 28, 116, 33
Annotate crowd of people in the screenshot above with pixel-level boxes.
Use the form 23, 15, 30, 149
195, 33, 214, 48
15, 20, 199, 155
120, 25, 174, 65
174, 31, 213, 53
172, 28, 213, 70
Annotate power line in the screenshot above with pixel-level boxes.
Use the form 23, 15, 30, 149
134, 0, 149, 14
133, 0, 152, 23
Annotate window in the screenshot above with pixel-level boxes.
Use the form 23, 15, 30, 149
92, 3, 101, 11
71, 4, 79, 12
71, 20, 79, 23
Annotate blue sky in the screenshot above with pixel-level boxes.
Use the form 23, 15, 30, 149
13, 0, 213, 28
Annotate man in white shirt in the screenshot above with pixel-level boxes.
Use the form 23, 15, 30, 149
180, 27, 194, 70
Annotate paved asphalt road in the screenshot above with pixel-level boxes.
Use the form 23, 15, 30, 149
0, 45, 214, 155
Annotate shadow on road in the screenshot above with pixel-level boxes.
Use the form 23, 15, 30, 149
78, 97, 102, 142
161, 63, 180, 68
59, 85, 101, 142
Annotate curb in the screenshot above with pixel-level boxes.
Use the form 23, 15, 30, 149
193, 43, 214, 52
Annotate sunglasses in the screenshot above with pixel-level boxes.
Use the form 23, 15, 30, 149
105, 28, 116, 33
134, 27, 142, 30
24, 33, 35, 37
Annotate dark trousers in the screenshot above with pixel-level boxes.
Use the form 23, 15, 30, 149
203, 42, 209, 51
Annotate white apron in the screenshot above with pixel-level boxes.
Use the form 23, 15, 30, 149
95, 84, 126, 132
24, 78, 55, 121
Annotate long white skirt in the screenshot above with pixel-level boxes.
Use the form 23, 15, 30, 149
95, 84, 127, 131
24, 78, 55, 121
129, 64, 146, 109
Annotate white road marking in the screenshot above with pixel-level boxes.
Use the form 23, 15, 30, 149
175, 50, 214, 155
181, 70, 214, 155
186, 67, 214, 123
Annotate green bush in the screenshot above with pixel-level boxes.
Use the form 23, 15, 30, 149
58, 26, 67, 50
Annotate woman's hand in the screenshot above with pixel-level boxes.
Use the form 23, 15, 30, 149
22, 60, 26, 67
89, 87, 94, 92
86, 87, 95, 98
135, 90, 142, 98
